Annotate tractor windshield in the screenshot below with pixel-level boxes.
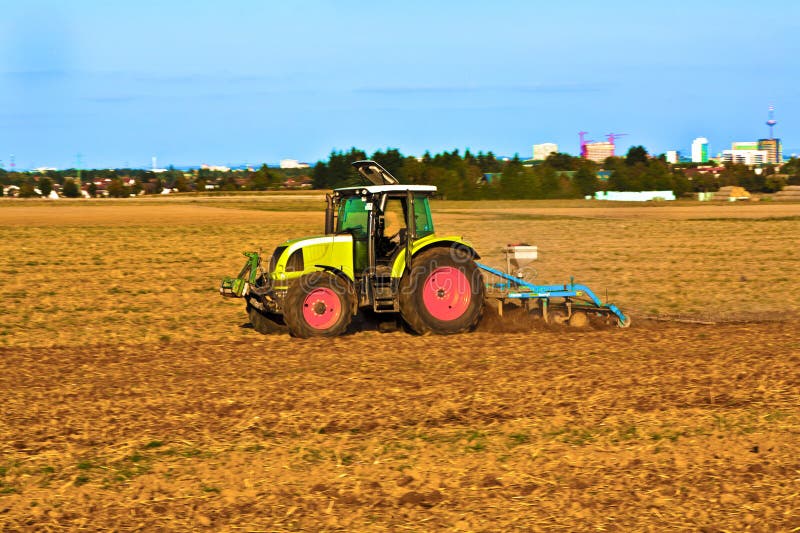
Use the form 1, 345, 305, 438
337, 196, 369, 237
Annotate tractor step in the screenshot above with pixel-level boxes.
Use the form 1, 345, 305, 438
370, 277, 399, 312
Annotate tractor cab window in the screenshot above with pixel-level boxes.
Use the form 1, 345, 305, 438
381, 198, 407, 240
376, 198, 408, 260
413, 194, 434, 238
337, 196, 369, 238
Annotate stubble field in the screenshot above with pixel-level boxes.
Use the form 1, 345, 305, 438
1, 196, 799, 531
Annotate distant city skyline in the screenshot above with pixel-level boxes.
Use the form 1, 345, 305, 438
2, 1, 799, 169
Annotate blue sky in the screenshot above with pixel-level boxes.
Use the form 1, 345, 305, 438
2, 0, 799, 169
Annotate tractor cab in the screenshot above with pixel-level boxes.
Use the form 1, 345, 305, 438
326, 162, 436, 279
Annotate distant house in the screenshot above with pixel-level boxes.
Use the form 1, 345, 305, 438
683, 166, 725, 179
283, 176, 313, 189
477, 173, 501, 185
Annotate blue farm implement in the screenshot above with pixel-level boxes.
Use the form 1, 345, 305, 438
477, 246, 630, 328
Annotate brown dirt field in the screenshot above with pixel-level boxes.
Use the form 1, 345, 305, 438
1, 198, 799, 530
1, 324, 799, 531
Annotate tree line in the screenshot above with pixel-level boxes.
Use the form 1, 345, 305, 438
0, 165, 297, 198
2, 147, 799, 199
313, 146, 800, 200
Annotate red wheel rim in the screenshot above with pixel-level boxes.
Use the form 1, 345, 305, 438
422, 266, 471, 321
302, 287, 342, 330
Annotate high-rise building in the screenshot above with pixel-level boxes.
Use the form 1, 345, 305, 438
532, 143, 558, 161
721, 149, 768, 165
732, 141, 759, 151
757, 138, 782, 164
665, 150, 679, 164
583, 142, 615, 163
691, 138, 709, 163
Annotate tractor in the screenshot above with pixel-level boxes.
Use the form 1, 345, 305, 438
220, 160, 485, 337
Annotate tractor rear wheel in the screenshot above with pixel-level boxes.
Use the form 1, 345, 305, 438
399, 247, 484, 335
284, 272, 353, 338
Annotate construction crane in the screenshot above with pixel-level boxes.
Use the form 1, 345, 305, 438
578, 131, 594, 159
605, 133, 628, 157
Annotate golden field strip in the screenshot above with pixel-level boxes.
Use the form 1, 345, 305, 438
0, 196, 799, 530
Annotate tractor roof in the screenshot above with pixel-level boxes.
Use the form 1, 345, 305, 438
337, 161, 436, 195
334, 184, 437, 195
352, 160, 399, 185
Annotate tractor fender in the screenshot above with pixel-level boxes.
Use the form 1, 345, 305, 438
314, 265, 359, 315
390, 236, 480, 279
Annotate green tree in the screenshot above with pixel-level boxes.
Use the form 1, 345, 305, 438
316, 148, 367, 189
88, 182, 98, 197
671, 171, 691, 197
19, 182, 37, 198
312, 162, 330, 189
172, 173, 189, 192
107, 178, 128, 198
573, 167, 599, 196
220, 175, 238, 191
39, 177, 53, 197
250, 164, 270, 190
764, 174, 787, 193
626, 146, 649, 166
608, 165, 641, 191
539, 165, 561, 198
62, 178, 81, 198
545, 152, 579, 170
781, 158, 800, 183
499, 157, 536, 199
472, 152, 494, 173
195, 178, 207, 192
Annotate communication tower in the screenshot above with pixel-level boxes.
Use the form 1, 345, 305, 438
766, 105, 777, 139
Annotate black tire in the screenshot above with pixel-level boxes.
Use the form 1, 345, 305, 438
399, 247, 484, 335
246, 302, 287, 334
283, 272, 354, 338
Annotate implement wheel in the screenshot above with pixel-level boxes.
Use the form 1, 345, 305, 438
284, 272, 353, 338
399, 247, 484, 335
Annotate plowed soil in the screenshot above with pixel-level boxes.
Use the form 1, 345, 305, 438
1, 198, 799, 531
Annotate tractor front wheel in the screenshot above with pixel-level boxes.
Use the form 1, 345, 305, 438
399, 247, 484, 335
284, 272, 353, 338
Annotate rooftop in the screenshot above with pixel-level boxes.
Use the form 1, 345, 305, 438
334, 184, 437, 194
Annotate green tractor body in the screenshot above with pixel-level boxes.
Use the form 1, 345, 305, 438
221, 160, 484, 337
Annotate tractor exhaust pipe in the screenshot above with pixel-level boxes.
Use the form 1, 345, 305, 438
324, 194, 334, 234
